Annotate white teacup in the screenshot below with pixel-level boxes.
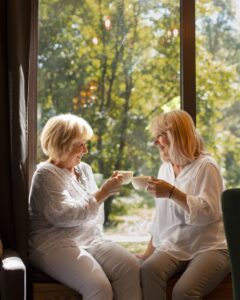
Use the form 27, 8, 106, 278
118, 170, 134, 185
131, 176, 150, 190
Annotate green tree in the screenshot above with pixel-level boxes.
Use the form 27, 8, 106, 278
38, 0, 181, 221
38, 0, 240, 223
196, 0, 240, 187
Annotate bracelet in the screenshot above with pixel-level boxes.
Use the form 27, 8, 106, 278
169, 185, 175, 199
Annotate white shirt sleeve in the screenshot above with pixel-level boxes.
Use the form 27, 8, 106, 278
185, 161, 224, 226
149, 156, 227, 259
31, 165, 99, 228
79, 163, 105, 226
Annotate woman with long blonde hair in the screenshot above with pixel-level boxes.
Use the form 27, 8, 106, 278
139, 110, 229, 300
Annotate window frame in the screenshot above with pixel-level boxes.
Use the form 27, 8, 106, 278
180, 0, 196, 124
27, 0, 196, 182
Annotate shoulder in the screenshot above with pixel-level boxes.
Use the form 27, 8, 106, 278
77, 162, 94, 179
159, 161, 172, 172
35, 161, 57, 174
195, 154, 219, 169
78, 161, 92, 172
36, 161, 51, 170
33, 161, 62, 182
77, 162, 97, 185
158, 161, 173, 178
193, 154, 222, 179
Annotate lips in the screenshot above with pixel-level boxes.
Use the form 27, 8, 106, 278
159, 146, 165, 151
159, 146, 169, 157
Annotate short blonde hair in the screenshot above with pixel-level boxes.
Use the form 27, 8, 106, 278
40, 113, 93, 161
150, 110, 204, 166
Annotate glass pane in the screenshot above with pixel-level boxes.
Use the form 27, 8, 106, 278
38, 0, 180, 241
196, 0, 240, 187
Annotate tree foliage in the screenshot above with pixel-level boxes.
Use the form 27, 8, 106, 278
38, 0, 240, 220
196, 0, 240, 187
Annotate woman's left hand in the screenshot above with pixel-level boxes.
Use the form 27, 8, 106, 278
146, 177, 173, 198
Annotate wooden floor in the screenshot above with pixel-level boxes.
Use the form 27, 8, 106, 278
32, 274, 232, 300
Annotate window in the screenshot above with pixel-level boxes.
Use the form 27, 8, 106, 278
36, 0, 240, 242
37, 0, 183, 241
196, 0, 240, 187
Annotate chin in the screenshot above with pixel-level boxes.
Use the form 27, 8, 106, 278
160, 153, 170, 162
75, 157, 81, 163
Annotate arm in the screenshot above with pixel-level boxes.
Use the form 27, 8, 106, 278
147, 178, 189, 213
79, 164, 123, 204
185, 161, 224, 225
30, 167, 99, 228
94, 171, 122, 204
147, 161, 224, 226
30, 167, 122, 228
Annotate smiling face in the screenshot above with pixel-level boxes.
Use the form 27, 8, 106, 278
60, 140, 88, 170
41, 114, 93, 170
154, 132, 171, 162
150, 110, 204, 166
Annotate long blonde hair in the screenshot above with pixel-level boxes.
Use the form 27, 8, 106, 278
150, 110, 204, 166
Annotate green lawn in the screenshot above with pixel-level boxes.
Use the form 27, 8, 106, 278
117, 241, 148, 255
103, 191, 153, 255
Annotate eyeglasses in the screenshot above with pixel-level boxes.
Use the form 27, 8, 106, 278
72, 141, 88, 149
155, 132, 167, 139
154, 132, 167, 145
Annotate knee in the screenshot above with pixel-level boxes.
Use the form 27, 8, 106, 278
96, 280, 113, 300
128, 256, 140, 273
172, 284, 184, 300
80, 276, 113, 300
172, 282, 193, 300
120, 255, 140, 278
140, 259, 155, 281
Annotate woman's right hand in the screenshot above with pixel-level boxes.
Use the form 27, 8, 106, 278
136, 237, 155, 261
94, 171, 123, 204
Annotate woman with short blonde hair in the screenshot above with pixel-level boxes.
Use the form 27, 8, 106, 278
40, 114, 93, 162
29, 113, 142, 300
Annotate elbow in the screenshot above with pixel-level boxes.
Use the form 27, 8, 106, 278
186, 208, 220, 227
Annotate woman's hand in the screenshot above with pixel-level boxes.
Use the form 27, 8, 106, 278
94, 171, 123, 204
136, 237, 155, 261
135, 253, 151, 261
147, 177, 173, 198
147, 177, 189, 212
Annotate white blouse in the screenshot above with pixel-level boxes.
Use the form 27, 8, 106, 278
150, 154, 227, 260
28, 161, 106, 255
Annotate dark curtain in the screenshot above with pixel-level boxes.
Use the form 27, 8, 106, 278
0, 0, 38, 262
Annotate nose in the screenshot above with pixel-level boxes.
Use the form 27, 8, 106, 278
154, 138, 160, 146
81, 143, 88, 154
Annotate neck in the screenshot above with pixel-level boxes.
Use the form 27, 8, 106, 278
172, 164, 182, 176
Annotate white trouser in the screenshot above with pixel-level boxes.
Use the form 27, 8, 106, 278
29, 241, 142, 300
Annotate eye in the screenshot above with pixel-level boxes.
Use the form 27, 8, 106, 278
72, 141, 86, 149
156, 132, 166, 139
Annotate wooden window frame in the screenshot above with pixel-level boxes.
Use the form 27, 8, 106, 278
180, 0, 196, 124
